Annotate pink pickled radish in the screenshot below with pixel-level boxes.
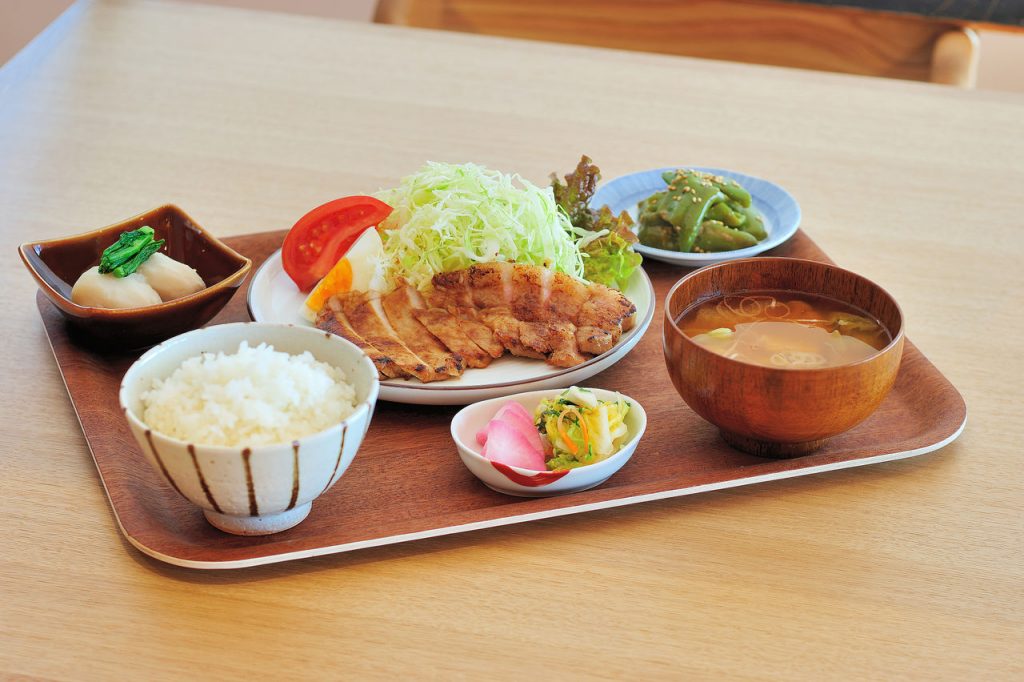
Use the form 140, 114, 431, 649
481, 419, 546, 471
477, 401, 543, 450
493, 401, 545, 453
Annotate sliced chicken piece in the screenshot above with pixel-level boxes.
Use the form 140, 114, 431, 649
518, 320, 588, 368
466, 262, 512, 309
578, 284, 637, 330
549, 345, 589, 368
509, 265, 552, 321
546, 272, 591, 322
382, 286, 463, 378
412, 308, 494, 369
431, 262, 516, 312
431, 263, 633, 327
316, 300, 406, 379
340, 291, 447, 383
426, 263, 637, 366
427, 270, 474, 309
575, 327, 615, 356
575, 284, 638, 354
398, 283, 495, 369
478, 307, 545, 360
449, 306, 505, 359
433, 263, 549, 318
476, 307, 587, 366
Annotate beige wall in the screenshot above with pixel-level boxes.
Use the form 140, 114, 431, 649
976, 30, 1024, 92
2, 0, 1021, 92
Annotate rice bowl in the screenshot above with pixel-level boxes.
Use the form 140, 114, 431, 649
119, 322, 379, 535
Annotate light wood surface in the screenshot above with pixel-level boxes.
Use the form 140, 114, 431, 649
1, 0, 1021, 678
374, 0, 978, 83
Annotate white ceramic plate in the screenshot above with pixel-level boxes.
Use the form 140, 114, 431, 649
592, 166, 801, 266
247, 251, 655, 405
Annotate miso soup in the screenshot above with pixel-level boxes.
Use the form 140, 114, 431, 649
677, 291, 890, 369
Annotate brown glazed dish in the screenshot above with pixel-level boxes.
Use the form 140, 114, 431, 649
19, 204, 251, 350
663, 257, 905, 457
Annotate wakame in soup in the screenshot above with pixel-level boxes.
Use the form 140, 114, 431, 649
677, 291, 891, 369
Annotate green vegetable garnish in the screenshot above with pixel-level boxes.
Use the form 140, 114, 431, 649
578, 230, 643, 292
636, 169, 766, 253
98, 226, 165, 278
551, 155, 600, 230
551, 156, 642, 290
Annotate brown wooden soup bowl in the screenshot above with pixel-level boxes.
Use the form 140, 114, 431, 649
663, 257, 905, 457
19, 205, 251, 350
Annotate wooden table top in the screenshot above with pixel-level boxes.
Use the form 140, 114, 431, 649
2, 1, 1021, 679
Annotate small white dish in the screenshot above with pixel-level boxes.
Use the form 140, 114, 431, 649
591, 166, 801, 267
248, 250, 655, 405
119, 322, 379, 535
450, 388, 647, 497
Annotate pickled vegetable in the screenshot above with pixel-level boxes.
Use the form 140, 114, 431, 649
534, 387, 631, 471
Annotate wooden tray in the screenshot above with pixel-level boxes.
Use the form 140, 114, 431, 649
39, 230, 966, 569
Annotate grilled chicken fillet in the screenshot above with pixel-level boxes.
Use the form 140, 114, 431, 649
316, 299, 405, 379
412, 308, 494, 369
430, 262, 635, 359
382, 286, 463, 378
339, 291, 447, 383
315, 262, 636, 382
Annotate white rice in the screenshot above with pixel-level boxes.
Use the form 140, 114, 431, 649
141, 341, 357, 446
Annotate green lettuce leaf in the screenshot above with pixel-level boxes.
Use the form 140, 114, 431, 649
552, 156, 643, 290
551, 155, 599, 230
581, 232, 643, 290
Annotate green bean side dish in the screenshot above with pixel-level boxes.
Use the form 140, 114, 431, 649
637, 170, 766, 253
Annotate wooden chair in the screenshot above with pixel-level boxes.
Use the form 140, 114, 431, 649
374, 0, 980, 87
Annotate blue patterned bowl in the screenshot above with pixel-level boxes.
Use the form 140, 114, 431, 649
592, 166, 801, 267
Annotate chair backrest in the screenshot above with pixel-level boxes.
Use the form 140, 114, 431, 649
375, 0, 978, 86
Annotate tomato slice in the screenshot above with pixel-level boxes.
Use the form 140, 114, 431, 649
281, 196, 392, 292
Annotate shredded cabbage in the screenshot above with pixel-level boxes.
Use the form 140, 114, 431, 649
374, 162, 585, 290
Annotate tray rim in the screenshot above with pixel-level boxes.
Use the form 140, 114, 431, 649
134, 424, 964, 569
36, 229, 968, 570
